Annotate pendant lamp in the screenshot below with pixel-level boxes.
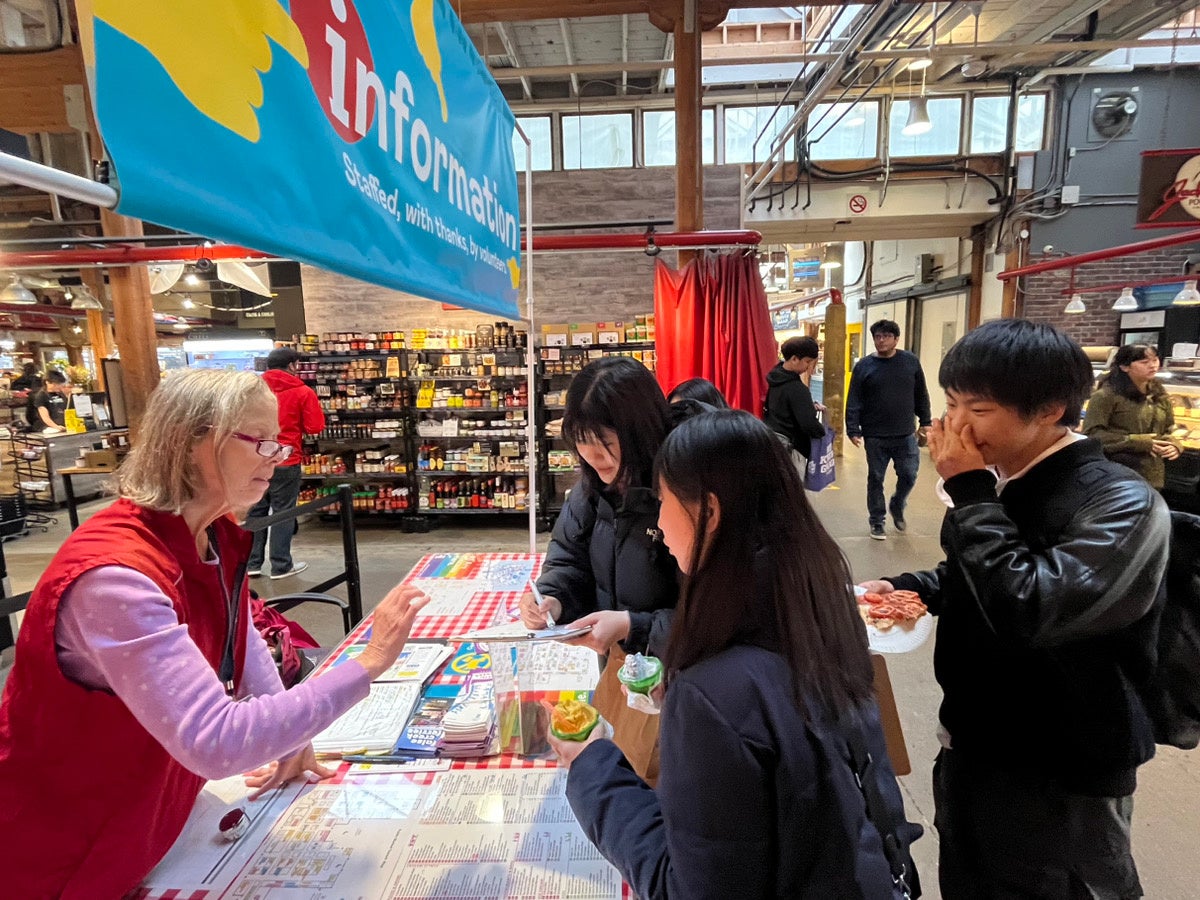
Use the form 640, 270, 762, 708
69, 285, 104, 310
1173, 280, 1200, 306
1064, 294, 1087, 314
1112, 287, 1139, 312
903, 97, 933, 135
0, 275, 37, 305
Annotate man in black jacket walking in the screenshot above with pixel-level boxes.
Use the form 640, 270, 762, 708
763, 336, 825, 473
846, 319, 932, 539
862, 320, 1168, 900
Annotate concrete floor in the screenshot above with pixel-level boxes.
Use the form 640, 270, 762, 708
4, 449, 1200, 898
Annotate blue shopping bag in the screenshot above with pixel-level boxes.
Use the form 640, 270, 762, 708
804, 426, 837, 491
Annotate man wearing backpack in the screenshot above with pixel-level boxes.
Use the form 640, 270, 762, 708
860, 320, 1169, 899
763, 335, 825, 473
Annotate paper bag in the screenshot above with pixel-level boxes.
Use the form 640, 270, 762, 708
592, 646, 661, 786
805, 425, 837, 491
872, 653, 911, 776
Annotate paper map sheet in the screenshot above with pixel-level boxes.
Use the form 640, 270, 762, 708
225, 770, 622, 899
311, 681, 422, 753
411, 579, 481, 618
519, 641, 602, 693
138, 773, 307, 898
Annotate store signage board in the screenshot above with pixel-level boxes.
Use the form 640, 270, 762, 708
1136, 148, 1200, 229
77, 0, 521, 318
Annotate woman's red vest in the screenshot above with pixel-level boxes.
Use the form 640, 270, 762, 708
0, 499, 250, 899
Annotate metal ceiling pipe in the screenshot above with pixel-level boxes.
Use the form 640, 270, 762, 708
528, 229, 761, 251
0, 151, 117, 209
997, 228, 1200, 281
1022, 64, 1133, 90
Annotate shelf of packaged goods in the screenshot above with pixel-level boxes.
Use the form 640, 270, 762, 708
543, 405, 567, 411
417, 407, 528, 416
301, 472, 411, 481
308, 436, 409, 448
312, 350, 405, 359
547, 467, 579, 474
418, 374, 529, 382
414, 347, 526, 355
416, 434, 527, 442
419, 469, 529, 476
421, 506, 529, 515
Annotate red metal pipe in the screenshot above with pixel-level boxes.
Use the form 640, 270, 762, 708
998, 227, 1200, 281
525, 230, 762, 252
0, 230, 762, 270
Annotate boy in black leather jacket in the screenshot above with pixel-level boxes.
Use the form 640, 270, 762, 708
861, 319, 1169, 900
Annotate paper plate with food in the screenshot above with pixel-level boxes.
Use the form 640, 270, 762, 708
854, 586, 933, 653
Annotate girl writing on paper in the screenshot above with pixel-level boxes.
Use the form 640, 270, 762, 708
519, 355, 679, 657
1082, 343, 1182, 489
0, 369, 430, 899
547, 410, 922, 898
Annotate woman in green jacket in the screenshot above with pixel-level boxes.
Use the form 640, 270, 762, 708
1083, 343, 1182, 488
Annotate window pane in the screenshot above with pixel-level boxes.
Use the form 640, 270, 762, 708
970, 95, 1047, 154
643, 109, 715, 166
511, 116, 552, 171
725, 105, 796, 164
809, 101, 879, 160
889, 97, 963, 157
562, 113, 633, 169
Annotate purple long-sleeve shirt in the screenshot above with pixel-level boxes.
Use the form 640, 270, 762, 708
54, 565, 371, 779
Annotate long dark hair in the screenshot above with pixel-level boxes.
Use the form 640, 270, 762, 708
655, 409, 874, 716
667, 377, 727, 408
1102, 343, 1161, 402
562, 356, 672, 496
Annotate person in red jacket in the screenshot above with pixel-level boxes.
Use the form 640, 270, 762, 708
248, 347, 325, 578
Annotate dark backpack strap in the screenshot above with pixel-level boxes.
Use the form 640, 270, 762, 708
842, 717, 914, 899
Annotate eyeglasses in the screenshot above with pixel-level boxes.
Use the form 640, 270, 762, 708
230, 431, 293, 461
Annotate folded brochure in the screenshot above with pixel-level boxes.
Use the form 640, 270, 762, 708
447, 622, 592, 643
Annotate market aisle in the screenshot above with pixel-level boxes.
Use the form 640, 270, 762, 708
4, 448, 1200, 897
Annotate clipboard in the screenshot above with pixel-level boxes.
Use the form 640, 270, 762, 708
447, 623, 592, 644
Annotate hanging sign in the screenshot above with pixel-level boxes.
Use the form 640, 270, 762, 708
77, 0, 521, 318
1136, 148, 1200, 229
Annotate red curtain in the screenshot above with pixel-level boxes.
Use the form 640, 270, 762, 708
653, 252, 778, 415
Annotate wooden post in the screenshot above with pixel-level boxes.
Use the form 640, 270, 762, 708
673, 0, 702, 266
100, 208, 160, 439
80, 269, 114, 390
968, 225, 985, 329
823, 295, 847, 457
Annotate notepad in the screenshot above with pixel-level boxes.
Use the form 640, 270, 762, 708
447, 623, 592, 644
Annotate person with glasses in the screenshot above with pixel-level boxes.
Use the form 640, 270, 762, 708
246, 347, 326, 579
0, 369, 430, 898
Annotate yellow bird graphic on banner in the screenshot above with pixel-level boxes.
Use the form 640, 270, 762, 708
87, 0, 309, 142
410, 0, 448, 123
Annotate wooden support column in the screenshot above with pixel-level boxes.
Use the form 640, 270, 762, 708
100, 208, 160, 439
967, 225, 985, 329
823, 295, 847, 457
673, 0, 702, 266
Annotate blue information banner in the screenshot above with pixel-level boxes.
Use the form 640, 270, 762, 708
80, 0, 521, 318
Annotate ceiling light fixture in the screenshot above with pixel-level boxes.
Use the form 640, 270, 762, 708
1064, 294, 1087, 314
0, 275, 37, 305
903, 95, 932, 136
1174, 279, 1200, 306
1112, 287, 1139, 312
182, 298, 196, 309
908, 1, 938, 70
71, 324, 83, 334
961, 59, 987, 78
185, 272, 202, 287
819, 245, 842, 271
69, 285, 104, 310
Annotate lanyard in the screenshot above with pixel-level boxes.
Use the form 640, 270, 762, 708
206, 524, 249, 698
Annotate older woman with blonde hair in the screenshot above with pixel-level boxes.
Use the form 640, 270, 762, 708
0, 369, 429, 899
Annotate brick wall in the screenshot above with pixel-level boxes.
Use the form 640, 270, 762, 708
301, 165, 743, 336
1020, 249, 1196, 346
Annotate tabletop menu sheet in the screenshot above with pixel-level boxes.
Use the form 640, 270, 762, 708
225, 769, 622, 899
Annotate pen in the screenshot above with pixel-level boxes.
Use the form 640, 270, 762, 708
342, 754, 420, 765
528, 580, 554, 628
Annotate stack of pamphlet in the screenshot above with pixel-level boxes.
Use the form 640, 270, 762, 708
438, 672, 499, 758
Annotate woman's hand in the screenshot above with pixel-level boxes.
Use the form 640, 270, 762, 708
356, 585, 432, 680
244, 744, 335, 800
540, 701, 610, 770
519, 589, 563, 629
1152, 439, 1182, 460
561, 610, 631, 654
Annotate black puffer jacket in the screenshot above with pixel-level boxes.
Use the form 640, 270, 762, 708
763, 363, 824, 457
566, 643, 922, 899
888, 439, 1169, 797
536, 484, 678, 657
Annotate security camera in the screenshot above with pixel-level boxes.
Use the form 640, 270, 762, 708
1042, 244, 1055, 254
195, 257, 215, 274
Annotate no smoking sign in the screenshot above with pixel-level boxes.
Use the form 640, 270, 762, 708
849, 194, 868, 214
